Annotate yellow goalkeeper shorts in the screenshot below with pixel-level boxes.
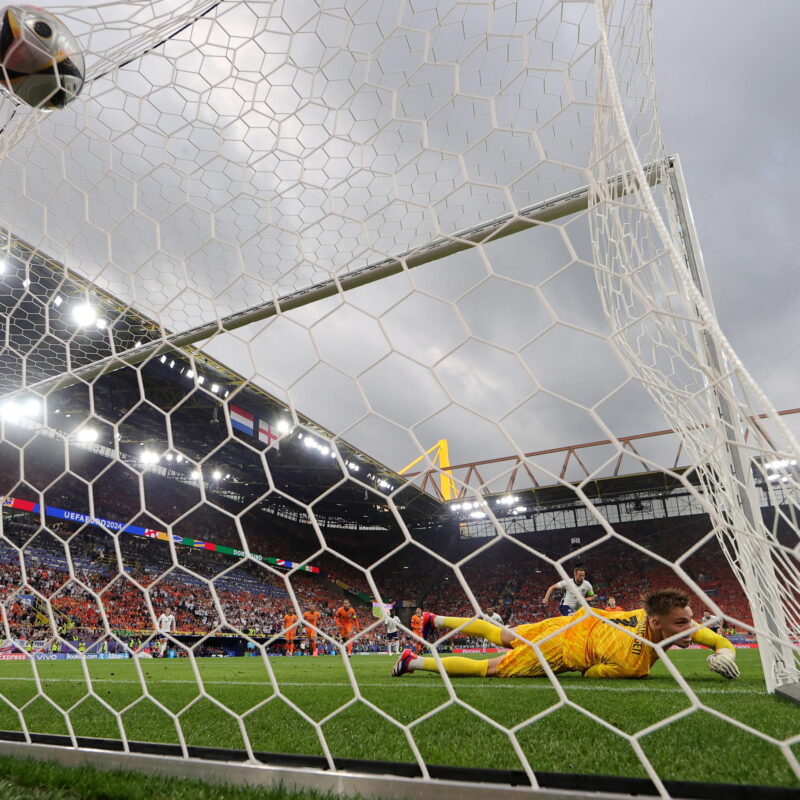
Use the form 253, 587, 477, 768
495, 618, 568, 678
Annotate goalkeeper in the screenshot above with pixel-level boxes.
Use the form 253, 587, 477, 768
392, 588, 739, 681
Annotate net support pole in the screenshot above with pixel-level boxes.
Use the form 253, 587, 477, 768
666, 154, 797, 693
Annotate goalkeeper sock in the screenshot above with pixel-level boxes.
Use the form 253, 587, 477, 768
418, 656, 489, 677
438, 617, 505, 646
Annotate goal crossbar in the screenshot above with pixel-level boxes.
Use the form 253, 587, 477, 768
17, 157, 667, 397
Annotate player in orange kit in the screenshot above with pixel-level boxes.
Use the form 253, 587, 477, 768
283, 609, 298, 656
410, 607, 423, 654
334, 599, 360, 655
604, 595, 621, 612
303, 607, 322, 657
391, 589, 739, 681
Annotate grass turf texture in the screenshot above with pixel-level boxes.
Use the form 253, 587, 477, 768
0, 650, 797, 789
0, 754, 336, 800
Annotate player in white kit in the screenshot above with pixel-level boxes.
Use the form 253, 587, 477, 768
384, 608, 400, 654
484, 606, 504, 626
482, 605, 504, 649
155, 607, 176, 658
542, 566, 596, 616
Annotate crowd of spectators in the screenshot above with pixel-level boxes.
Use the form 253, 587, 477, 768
0, 506, 765, 657
421, 517, 756, 634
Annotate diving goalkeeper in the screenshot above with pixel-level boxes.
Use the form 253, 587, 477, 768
392, 588, 739, 680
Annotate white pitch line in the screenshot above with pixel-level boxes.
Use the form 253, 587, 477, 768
0, 677, 763, 695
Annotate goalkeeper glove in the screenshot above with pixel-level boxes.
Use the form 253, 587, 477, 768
707, 648, 739, 679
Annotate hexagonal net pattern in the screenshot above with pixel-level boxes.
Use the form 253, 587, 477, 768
0, 0, 798, 795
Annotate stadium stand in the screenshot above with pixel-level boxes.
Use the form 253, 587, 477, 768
1, 498, 756, 658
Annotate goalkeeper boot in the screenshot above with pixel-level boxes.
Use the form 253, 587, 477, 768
421, 611, 436, 641
391, 648, 414, 677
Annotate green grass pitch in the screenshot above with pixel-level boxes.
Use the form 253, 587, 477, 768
0, 754, 331, 800
0, 650, 798, 790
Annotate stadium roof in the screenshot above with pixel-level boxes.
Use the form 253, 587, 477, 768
0, 228, 442, 531
4, 228, 796, 536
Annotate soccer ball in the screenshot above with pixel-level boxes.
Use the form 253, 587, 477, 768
0, 5, 84, 109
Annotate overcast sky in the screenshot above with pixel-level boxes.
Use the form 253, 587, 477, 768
653, 0, 800, 415
210, 0, 800, 473
7, 0, 800, 482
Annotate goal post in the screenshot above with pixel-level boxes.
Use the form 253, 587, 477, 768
591, 0, 800, 695
0, 0, 799, 795
664, 156, 798, 693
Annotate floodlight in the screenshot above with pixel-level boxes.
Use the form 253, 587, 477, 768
0, 401, 20, 423
1, 398, 41, 424
24, 398, 40, 416
72, 303, 98, 327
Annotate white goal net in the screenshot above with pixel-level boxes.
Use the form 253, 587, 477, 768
0, 0, 798, 794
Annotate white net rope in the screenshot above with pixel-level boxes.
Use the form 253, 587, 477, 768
590, 0, 800, 691
0, 0, 798, 793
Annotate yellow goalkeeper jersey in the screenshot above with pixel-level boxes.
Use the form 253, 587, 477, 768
496, 607, 732, 679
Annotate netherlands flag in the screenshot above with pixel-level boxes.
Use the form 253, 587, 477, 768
230, 404, 254, 436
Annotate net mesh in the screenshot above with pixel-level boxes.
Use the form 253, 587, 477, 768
0, 0, 799, 791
